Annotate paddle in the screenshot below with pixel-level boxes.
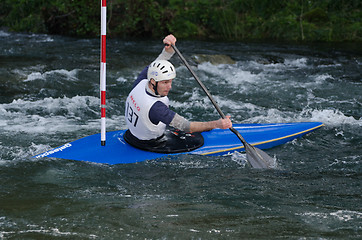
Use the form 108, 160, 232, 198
171, 44, 274, 169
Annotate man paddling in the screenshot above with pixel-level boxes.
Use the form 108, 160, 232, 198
124, 34, 232, 145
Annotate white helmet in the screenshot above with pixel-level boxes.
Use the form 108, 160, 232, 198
147, 60, 176, 82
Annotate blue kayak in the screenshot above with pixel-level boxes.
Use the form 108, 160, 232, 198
33, 122, 323, 164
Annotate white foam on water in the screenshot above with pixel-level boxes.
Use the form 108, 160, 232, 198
244, 107, 361, 127
1, 227, 97, 239
116, 76, 128, 83
247, 61, 285, 73
287, 73, 334, 90
171, 71, 360, 128
297, 210, 362, 224
318, 62, 342, 68
0, 96, 125, 134
166, 157, 212, 169
170, 88, 266, 119
172, 59, 361, 129
230, 151, 248, 167
329, 155, 361, 167
0, 30, 10, 37
24, 69, 79, 82
237, 107, 287, 123
285, 57, 308, 68
0, 139, 53, 162
0, 95, 127, 162
170, 88, 213, 111
40, 37, 54, 42
195, 58, 315, 94
301, 108, 361, 127
195, 61, 359, 125
330, 210, 362, 222
27, 32, 55, 42
245, 57, 309, 74
197, 62, 264, 86
312, 73, 334, 83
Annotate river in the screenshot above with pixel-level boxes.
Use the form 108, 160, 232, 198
0, 30, 361, 239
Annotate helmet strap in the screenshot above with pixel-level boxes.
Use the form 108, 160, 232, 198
151, 80, 159, 96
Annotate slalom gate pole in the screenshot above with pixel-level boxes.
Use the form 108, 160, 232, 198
100, 0, 106, 146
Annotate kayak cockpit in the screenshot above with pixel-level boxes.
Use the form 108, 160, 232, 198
123, 127, 204, 153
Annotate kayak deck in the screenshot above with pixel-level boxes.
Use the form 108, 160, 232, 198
33, 122, 324, 164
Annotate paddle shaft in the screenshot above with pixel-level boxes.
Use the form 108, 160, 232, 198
171, 44, 248, 145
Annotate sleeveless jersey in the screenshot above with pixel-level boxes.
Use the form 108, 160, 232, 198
125, 79, 170, 140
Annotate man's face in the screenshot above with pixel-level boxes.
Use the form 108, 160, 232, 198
154, 79, 173, 96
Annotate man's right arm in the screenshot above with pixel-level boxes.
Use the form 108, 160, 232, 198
189, 117, 232, 132
169, 114, 232, 133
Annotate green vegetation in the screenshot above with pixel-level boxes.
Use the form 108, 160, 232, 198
1, 0, 361, 42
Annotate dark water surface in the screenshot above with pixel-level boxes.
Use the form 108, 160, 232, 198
0, 31, 361, 239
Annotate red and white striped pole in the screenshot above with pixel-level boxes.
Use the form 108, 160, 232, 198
100, 0, 106, 146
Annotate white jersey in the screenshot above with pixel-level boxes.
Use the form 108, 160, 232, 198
125, 79, 169, 140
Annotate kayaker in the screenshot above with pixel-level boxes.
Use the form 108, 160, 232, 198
125, 34, 232, 144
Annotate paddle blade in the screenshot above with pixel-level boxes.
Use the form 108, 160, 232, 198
245, 142, 275, 169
